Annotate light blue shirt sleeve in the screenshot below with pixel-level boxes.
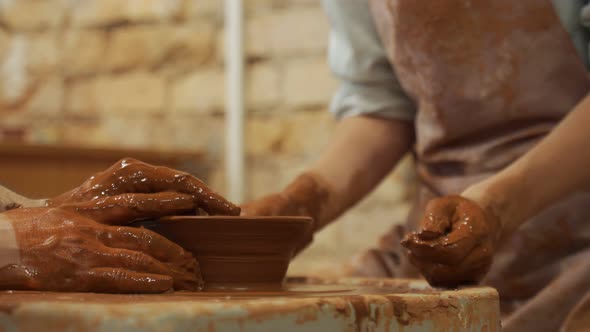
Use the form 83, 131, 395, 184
321, 0, 416, 122
553, 0, 590, 69
580, 1, 590, 69
321, 0, 589, 124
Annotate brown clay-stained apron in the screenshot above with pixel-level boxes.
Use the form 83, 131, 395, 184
364, 0, 590, 331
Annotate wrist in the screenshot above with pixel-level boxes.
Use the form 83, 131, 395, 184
462, 174, 522, 239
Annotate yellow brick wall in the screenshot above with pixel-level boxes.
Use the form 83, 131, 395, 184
0, 0, 415, 274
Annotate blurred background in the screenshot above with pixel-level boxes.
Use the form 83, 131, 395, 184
0, 0, 415, 274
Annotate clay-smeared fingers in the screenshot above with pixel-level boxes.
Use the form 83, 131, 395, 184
240, 194, 292, 217
99, 225, 193, 265
401, 195, 500, 288
406, 243, 493, 288
402, 195, 493, 265
401, 230, 479, 266
418, 196, 461, 239
50, 158, 240, 216
101, 158, 239, 216
98, 226, 203, 291
122, 162, 240, 216
169, 270, 203, 291
455, 244, 494, 276
97, 246, 171, 276
62, 192, 198, 225
78, 268, 173, 293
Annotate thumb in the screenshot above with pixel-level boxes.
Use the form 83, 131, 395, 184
61, 192, 197, 225
418, 195, 463, 240
240, 194, 287, 217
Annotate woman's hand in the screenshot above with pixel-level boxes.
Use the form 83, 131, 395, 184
0, 207, 202, 293
241, 173, 330, 254
48, 158, 240, 217
241, 193, 315, 255
242, 116, 414, 254
401, 195, 501, 288
240, 173, 327, 220
240, 193, 302, 218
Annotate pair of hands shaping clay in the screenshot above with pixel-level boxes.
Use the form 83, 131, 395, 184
0, 158, 239, 293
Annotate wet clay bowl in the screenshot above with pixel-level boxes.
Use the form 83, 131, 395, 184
137, 216, 313, 290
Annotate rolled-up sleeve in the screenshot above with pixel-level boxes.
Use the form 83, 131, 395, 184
553, 0, 590, 70
581, 2, 590, 69
322, 0, 416, 122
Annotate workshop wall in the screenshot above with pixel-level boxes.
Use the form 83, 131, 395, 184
0, 0, 416, 274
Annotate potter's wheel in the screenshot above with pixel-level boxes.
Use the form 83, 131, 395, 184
0, 277, 500, 332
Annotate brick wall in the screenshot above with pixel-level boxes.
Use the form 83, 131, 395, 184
0, 0, 415, 274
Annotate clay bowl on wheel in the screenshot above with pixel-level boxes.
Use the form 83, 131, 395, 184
136, 216, 313, 290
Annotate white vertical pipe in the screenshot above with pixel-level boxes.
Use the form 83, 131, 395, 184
224, 0, 245, 203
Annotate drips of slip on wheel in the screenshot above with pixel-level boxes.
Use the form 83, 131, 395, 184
0, 277, 500, 331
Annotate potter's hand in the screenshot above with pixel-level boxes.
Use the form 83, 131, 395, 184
241, 173, 327, 221
241, 193, 314, 255
0, 207, 202, 293
240, 193, 300, 218
241, 173, 329, 253
401, 195, 501, 288
48, 158, 240, 217
58, 192, 216, 226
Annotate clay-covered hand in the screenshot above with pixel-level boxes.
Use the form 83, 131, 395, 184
241, 173, 327, 221
401, 195, 501, 288
48, 158, 240, 217
241, 193, 314, 255
240, 193, 301, 218
240, 173, 330, 253
0, 207, 202, 293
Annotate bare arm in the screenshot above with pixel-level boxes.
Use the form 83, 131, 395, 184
242, 0, 416, 233
241, 115, 414, 231
463, 93, 590, 235
308, 115, 414, 227
401, 94, 590, 287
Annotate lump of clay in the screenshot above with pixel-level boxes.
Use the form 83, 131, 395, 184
401, 195, 500, 288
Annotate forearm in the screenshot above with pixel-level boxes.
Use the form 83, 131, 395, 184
0, 185, 46, 212
305, 115, 414, 228
463, 93, 590, 234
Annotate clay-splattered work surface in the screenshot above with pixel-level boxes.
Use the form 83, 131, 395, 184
0, 278, 500, 332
